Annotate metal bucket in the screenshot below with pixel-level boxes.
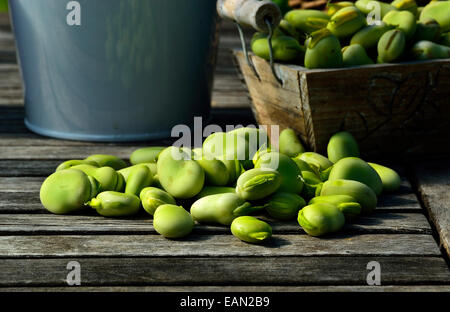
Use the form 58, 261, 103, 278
9, 0, 219, 141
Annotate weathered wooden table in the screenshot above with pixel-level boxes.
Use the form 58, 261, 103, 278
0, 16, 449, 292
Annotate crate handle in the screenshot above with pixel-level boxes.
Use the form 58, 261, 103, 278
217, 0, 281, 32
235, 19, 283, 85
236, 22, 260, 81
265, 19, 283, 85
218, 0, 283, 85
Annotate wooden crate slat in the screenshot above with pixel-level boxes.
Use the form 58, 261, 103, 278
0, 256, 448, 287
0, 234, 440, 258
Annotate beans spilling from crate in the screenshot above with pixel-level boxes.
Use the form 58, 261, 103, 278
251, 0, 450, 69
40, 127, 402, 243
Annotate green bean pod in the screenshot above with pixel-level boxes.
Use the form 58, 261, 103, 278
124, 165, 153, 196
391, 0, 418, 15
377, 29, 406, 63
328, 157, 383, 195
40, 169, 100, 215
355, 0, 397, 18
252, 35, 304, 62
410, 40, 450, 60
71, 164, 125, 192
368, 163, 402, 192
157, 147, 205, 199
327, 131, 360, 163
305, 29, 343, 69
153, 204, 194, 238
327, 2, 355, 16
231, 216, 272, 244
285, 9, 330, 34
236, 168, 282, 201
191, 193, 257, 226
309, 195, 362, 220
351, 22, 394, 50
193, 149, 230, 186
327, 6, 366, 38
203, 132, 250, 169
118, 163, 157, 181
293, 158, 319, 176
300, 180, 324, 201
55, 159, 99, 171
140, 187, 176, 216
296, 152, 334, 173
383, 10, 417, 40
342, 44, 375, 66
279, 128, 305, 158
420, 1, 450, 33
218, 157, 245, 185
88, 191, 141, 217
298, 203, 346, 237
320, 179, 378, 214
84, 154, 127, 170
130, 146, 165, 165
255, 152, 303, 194
264, 192, 307, 221
278, 19, 302, 41
196, 186, 236, 199
413, 18, 441, 43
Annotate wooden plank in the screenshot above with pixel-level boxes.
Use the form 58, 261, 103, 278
0, 106, 255, 146
0, 213, 433, 235
377, 193, 422, 212
0, 175, 423, 213
0, 72, 250, 113
3, 285, 450, 292
0, 146, 142, 160
0, 234, 441, 258
0, 256, 448, 286
0, 177, 44, 192
414, 161, 450, 258
0, 160, 61, 177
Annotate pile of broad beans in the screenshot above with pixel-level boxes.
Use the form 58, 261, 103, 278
251, 0, 450, 68
40, 127, 401, 243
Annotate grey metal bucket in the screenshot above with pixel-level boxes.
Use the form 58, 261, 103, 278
9, 0, 218, 141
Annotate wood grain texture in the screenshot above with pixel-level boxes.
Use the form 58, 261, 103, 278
0, 234, 441, 258
377, 193, 422, 212
0, 160, 61, 177
414, 160, 450, 258
0, 212, 433, 235
0, 146, 149, 160
3, 285, 450, 292
0, 256, 448, 286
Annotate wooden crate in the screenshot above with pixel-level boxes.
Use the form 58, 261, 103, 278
233, 50, 450, 159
